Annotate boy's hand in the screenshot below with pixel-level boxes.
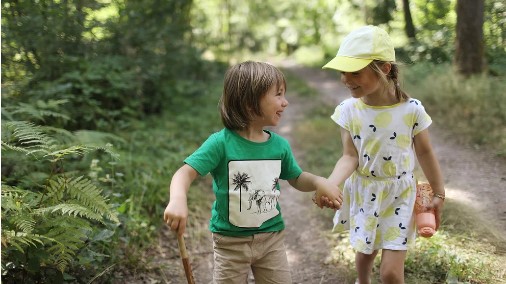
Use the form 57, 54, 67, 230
163, 198, 188, 236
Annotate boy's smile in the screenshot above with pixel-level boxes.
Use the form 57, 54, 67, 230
255, 84, 288, 127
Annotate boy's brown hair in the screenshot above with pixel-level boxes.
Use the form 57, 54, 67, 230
219, 61, 286, 130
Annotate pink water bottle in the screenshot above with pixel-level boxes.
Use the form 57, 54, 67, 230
414, 183, 436, 238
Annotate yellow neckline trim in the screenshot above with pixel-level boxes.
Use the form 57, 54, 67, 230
359, 98, 403, 109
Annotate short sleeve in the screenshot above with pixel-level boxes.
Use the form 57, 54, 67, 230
330, 101, 349, 130
280, 141, 303, 180
184, 133, 223, 176
410, 99, 432, 136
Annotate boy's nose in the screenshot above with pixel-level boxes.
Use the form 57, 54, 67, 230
283, 97, 289, 107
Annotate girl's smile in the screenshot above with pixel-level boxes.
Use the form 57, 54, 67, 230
341, 63, 397, 106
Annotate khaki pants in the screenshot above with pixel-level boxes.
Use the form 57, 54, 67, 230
212, 230, 292, 284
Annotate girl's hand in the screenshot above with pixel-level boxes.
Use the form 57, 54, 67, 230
163, 199, 188, 236
426, 195, 444, 230
313, 178, 343, 209
313, 194, 341, 210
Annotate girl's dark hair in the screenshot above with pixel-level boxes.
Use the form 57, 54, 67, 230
370, 61, 409, 102
219, 61, 286, 130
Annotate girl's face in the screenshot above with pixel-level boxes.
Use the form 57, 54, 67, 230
255, 83, 288, 127
340, 65, 384, 100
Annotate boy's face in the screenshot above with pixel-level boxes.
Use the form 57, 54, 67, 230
254, 84, 288, 127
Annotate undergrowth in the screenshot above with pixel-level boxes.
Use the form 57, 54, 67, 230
402, 63, 506, 157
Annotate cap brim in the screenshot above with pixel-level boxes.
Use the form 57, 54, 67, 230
322, 56, 372, 72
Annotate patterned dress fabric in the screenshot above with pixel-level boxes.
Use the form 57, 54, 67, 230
331, 98, 432, 254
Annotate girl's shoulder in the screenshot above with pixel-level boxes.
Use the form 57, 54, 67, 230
404, 98, 429, 112
406, 98, 423, 106
335, 97, 360, 110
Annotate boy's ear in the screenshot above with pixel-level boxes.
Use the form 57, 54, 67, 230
380, 62, 392, 75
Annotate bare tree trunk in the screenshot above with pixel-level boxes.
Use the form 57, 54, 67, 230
402, 0, 416, 40
455, 0, 485, 76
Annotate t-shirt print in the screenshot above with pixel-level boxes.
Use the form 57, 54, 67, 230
228, 160, 281, 228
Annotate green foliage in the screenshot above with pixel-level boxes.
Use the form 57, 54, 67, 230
403, 63, 506, 155
1, 110, 120, 282
1, 0, 107, 81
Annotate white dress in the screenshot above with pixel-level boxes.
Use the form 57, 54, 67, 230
331, 97, 432, 254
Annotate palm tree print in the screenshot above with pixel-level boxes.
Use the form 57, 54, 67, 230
232, 172, 251, 211
271, 178, 279, 192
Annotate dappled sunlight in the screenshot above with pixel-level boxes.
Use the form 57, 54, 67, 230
285, 247, 301, 264
278, 125, 293, 135
445, 186, 476, 207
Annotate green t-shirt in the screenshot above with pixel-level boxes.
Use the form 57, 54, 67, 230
184, 128, 302, 237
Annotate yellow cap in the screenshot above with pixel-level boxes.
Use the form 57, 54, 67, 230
323, 25, 395, 72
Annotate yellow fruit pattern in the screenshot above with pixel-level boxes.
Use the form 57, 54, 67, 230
382, 161, 397, 176
403, 113, 416, 128
399, 185, 413, 200
349, 117, 362, 134
354, 239, 367, 252
396, 134, 412, 149
361, 178, 372, 188
374, 229, 382, 246
381, 206, 396, 218
374, 112, 392, 128
385, 226, 401, 241
364, 139, 381, 156
365, 216, 377, 231
331, 98, 432, 254
379, 190, 389, 202
402, 155, 411, 169
354, 189, 364, 206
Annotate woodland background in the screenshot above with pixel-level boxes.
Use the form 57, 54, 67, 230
1, 0, 505, 283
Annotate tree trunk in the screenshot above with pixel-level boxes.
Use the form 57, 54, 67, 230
455, 0, 485, 76
402, 0, 416, 39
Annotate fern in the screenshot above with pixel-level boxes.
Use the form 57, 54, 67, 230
2, 121, 56, 155
1, 230, 50, 253
1, 99, 71, 123
47, 176, 120, 223
1, 120, 120, 277
10, 215, 37, 234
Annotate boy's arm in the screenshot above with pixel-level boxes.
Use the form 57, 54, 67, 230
414, 128, 445, 230
164, 164, 199, 236
287, 172, 342, 208
328, 127, 359, 186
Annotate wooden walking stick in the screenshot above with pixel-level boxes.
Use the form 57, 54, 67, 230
177, 234, 196, 284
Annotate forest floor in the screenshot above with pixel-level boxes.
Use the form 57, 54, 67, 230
137, 62, 506, 284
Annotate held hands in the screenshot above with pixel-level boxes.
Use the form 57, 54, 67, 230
163, 197, 188, 236
312, 177, 343, 210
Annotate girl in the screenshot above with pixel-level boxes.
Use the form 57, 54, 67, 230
321, 26, 445, 284
164, 61, 342, 283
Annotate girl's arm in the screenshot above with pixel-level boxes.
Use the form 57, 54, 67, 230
413, 128, 445, 230
287, 172, 343, 209
163, 164, 199, 235
328, 127, 359, 186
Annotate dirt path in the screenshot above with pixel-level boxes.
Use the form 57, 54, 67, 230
151, 61, 506, 284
